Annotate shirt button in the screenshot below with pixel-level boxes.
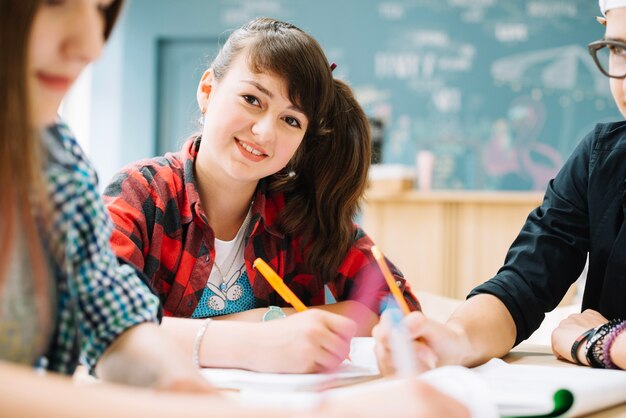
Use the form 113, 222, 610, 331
396, 280, 402, 287
188, 301, 193, 307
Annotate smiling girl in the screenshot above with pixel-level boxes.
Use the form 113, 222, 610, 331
0, 3, 471, 417
104, 17, 420, 373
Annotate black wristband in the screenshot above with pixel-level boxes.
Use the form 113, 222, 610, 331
571, 327, 596, 365
586, 319, 625, 368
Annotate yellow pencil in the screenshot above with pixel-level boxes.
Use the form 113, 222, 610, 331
371, 246, 411, 316
253, 258, 308, 312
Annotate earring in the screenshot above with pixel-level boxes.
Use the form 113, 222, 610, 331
199, 107, 206, 126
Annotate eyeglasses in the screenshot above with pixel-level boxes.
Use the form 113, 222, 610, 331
588, 39, 626, 79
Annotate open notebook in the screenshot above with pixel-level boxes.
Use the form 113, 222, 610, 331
406, 359, 626, 418
201, 338, 626, 417
200, 337, 380, 391
472, 358, 626, 417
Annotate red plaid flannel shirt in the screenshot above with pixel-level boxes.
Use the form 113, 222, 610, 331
103, 138, 420, 317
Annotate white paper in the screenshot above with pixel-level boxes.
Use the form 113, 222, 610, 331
200, 337, 379, 392
474, 358, 626, 417
203, 337, 626, 417
419, 366, 499, 418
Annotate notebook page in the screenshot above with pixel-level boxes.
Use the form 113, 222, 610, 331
200, 337, 379, 392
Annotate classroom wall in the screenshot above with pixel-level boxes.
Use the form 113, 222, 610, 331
87, 0, 620, 191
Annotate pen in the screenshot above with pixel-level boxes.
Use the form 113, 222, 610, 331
371, 245, 411, 316
383, 297, 418, 377
253, 257, 308, 312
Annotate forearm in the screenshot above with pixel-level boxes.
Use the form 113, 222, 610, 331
0, 361, 291, 418
96, 322, 191, 387
162, 309, 356, 373
446, 294, 517, 367
162, 316, 329, 371
160, 317, 261, 369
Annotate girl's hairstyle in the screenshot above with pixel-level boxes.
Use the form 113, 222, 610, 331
0, 0, 123, 305
211, 18, 371, 283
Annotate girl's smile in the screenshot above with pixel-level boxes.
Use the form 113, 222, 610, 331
36, 71, 75, 92
235, 138, 269, 162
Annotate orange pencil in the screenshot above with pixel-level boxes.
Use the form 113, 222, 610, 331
253, 258, 308, 312
371, 246, 411, 316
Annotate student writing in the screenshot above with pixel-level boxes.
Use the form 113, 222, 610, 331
373, 0, 626, 375
0, 2, 468, 417
104, 17, 420, 374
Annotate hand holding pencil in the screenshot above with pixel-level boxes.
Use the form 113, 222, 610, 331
371, 245, 439, 376
252, 257, 357, 372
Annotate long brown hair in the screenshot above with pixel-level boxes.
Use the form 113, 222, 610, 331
211, 18, 371, 283
0, 0, 124, 300
0, 0, 43, 295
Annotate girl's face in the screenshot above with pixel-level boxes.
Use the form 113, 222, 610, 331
196, 51, 309, 188
606, 7, 626, 118
29, 0, 113, 127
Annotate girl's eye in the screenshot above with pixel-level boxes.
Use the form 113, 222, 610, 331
243, 95, 260, 106
283, 116, 301, 129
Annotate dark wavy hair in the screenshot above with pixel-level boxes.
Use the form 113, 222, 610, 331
211, 18, 371, 283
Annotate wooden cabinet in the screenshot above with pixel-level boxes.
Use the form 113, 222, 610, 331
361, 190, 544, 299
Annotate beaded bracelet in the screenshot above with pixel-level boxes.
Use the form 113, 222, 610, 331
601, 320, 626, 369
586, 319, 624, 368
192, 318, 213, 368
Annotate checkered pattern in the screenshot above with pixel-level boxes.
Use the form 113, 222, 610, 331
104, 137, 420, 317
42, 123, 160, 374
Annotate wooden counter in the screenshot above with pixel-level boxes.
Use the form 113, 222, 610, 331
361, 190, 544, 299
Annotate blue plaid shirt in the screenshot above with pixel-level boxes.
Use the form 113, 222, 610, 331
42, 123, 160, 374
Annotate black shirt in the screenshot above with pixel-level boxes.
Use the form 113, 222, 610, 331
470, 121, 626, 346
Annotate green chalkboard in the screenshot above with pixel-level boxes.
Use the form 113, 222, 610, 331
295, 0, 621, 190
120, 0, 621, 191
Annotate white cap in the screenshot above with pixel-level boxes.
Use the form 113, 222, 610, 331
599, 0, 626, 16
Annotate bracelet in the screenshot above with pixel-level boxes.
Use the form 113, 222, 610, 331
192, 318, 212, 368
571, 327, 596, 365
586, 324, 610, 368
602, 320, 626, 369
586, 319, 624, 368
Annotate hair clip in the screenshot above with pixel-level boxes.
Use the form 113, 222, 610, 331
330, 62, 337, 72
